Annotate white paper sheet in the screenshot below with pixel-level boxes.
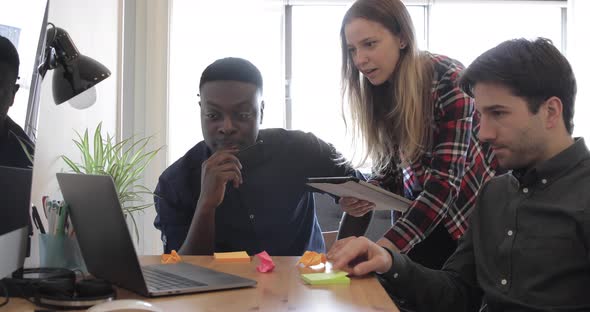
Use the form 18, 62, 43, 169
307, 180, 410, 212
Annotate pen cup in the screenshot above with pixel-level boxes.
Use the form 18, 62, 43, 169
38, 233, 87, 272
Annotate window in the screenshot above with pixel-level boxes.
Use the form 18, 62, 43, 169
290, 4, 426, 167
429, 2, 565, 66
169, 0, 567, 166
169, 0, 284, 163
1, 1, 47, 137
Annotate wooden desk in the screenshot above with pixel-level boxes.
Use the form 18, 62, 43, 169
3, 256, 398, 311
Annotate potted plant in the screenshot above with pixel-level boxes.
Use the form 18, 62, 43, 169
61, 122, 162, 241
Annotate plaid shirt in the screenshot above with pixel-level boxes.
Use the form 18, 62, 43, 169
375, 54, 499, 252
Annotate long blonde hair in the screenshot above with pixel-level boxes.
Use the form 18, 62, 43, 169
341, 0, 433, 171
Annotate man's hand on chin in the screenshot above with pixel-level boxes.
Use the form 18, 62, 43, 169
198, 149, 243, 209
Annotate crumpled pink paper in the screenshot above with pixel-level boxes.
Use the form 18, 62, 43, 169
255, 251, 275, 273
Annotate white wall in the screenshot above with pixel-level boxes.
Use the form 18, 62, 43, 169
26, 0, 120, 267
121, 0, 169, 256
569, 0, 590, 140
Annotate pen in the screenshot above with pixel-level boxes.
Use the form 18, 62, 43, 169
55, 202, 68, 236
47, 200, 58, 235
42, 195, 49, 218
236, 139, 263, 155
235, 140, 264, 172
31, 206, 46, 234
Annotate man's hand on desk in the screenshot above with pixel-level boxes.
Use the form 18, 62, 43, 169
198, 149, 243, 209
327, 236, 393, 276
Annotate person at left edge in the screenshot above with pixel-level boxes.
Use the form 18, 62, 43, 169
0, 35, 34, 168
154, 57, 360, 256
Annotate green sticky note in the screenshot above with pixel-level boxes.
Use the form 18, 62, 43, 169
301, 271, 350, 285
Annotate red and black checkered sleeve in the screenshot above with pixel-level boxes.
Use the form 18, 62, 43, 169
383, 65, 474, 252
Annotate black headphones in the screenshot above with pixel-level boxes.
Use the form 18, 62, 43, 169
1, 267, 116, 309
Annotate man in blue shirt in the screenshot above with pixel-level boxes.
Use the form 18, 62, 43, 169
154, 58, 357, 256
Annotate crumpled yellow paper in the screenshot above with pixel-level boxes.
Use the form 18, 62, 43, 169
296, 251, 327, 267
161, 250, 182, 264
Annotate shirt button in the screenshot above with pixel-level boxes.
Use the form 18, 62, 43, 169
490, 170, 495, 177
501, 279, 507, 285
522, 188, 529, 194
393, 273, 399, 279
541, 179, 547, 184
249, 214, 255, 220
507, 230, 513, 236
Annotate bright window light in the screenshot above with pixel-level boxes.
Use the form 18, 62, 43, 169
429, 3, 564, 66
169, 1, 567, 167
290, 5, 426, 167
169, 0, 284, 163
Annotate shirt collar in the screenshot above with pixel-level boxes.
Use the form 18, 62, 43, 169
515, 137, 589, 187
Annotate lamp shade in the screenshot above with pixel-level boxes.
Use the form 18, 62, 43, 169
44, 26, 111, 105
52, 54, 110, 104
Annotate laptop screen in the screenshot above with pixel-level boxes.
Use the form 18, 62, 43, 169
0, 0, 49, 278
0, 166, 33, 278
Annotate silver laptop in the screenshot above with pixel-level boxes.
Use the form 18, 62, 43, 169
56, 173, 257, 297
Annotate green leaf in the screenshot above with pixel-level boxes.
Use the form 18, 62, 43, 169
94, 122, 105, 171
60, 123, 162, 241
61, 156, 82, 173
15, 135, 34, 166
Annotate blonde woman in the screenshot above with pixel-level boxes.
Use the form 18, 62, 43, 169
337, 0, 499, 269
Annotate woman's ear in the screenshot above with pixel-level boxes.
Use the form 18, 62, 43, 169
399, 35, 408, 49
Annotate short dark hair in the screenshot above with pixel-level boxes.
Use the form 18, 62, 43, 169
0, 35, 20, 77
460, 38, 576, 134
199, 57, 263, 93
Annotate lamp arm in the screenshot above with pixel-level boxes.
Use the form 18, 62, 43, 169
38, 46, 54, 78
38, 23, 57, 78
38, 23, 80, 78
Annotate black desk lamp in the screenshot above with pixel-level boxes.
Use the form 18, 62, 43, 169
38, 23, 111, 105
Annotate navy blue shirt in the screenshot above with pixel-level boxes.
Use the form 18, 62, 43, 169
154, 128, 356, 256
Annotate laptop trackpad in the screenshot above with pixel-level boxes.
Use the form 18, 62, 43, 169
145, 262, 249, 285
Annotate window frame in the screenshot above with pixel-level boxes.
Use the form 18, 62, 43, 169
282, 0, 566, 130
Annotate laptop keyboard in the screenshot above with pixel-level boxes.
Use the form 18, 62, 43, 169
143, 267, 207, 291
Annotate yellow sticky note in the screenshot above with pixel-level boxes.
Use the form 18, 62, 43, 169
301, 271, 350, 285
214, 251, 251, 263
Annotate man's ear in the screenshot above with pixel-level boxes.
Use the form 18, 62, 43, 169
8, 84, 20, 107
259, 100, 265, 124
543, 96, 563, 130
